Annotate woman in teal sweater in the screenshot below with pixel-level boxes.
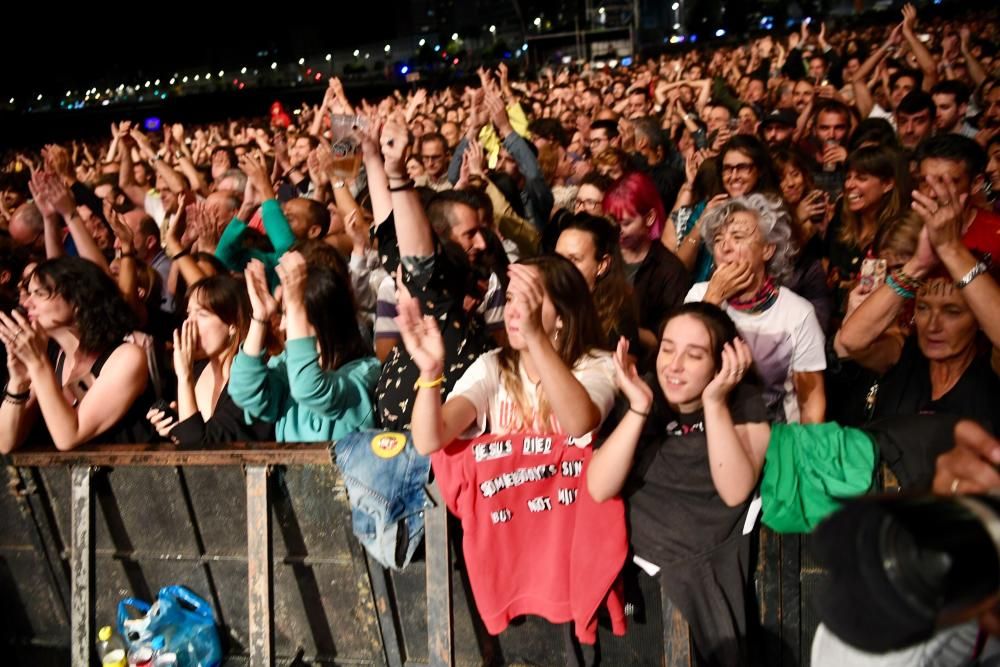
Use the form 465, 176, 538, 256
230, 251, 379, 441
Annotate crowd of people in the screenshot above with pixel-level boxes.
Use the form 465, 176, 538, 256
3, 3, 1000, 665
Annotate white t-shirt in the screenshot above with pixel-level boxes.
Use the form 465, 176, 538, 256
869, 104, 897, 129
144, 190, 167, 227
449, 348, 617, 439
685, 283, 826, 423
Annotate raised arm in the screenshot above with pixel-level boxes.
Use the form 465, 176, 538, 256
359, 116, 393, 225
30, 171, 110, 275
130, 128, 188, 194
395, 293, 478, 456
959, 27, 987, 87
900, 4, 938, 91
118, 121, 146, 207
852, 26, 900, 118
379, 117, 435, 257
701, 339, 771, 506
510, 264, 602, 437
587, 339, 654, 502
914, 177, 1000, 349
106, 211, 142, 314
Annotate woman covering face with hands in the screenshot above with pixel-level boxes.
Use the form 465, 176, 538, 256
686, 194, 828, 424
586, 304, 770, 666
399, 255, 616, 456
836, 172, 1000, 431
0, 257, 154, 453
146, 275, 273, 446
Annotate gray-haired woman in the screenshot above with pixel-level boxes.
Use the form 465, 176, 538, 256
684, 194, 828, 424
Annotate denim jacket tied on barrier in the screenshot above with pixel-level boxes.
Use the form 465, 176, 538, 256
331, 430, 432, 570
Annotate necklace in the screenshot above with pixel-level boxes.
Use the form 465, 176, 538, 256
728, 276, 778, 314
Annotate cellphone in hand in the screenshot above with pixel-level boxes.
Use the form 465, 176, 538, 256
151, 399, 178, 424
860, 258, 888, 292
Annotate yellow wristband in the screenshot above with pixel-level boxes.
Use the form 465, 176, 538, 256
414, 375, 445, 390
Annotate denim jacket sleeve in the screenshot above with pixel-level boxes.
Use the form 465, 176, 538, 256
447, 137, 470, 185
501, 131, 554, 228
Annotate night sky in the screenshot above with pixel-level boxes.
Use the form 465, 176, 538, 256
2, 4, 405, 99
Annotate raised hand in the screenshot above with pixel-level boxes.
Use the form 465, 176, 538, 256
911, 176, 966, 252
465, 137, 485, 177
275, 251, 308, 308
0, 310, 49, 372
107, 210, 136, 254
244, 259, 278, 322
128, 128, 155, 160
613, 337, 653, 415
379, 117, 411, 178
506, 264, 546, 340
29, 170, 76, 219
306, 148, 330, 187
900, 3, 918, 34
394, 291, 445, 378
172, 318, 199, 382
702, 338, 753, 405
483, 88, 513, 137
705, 260, 755, 304
238, 152, 275, 200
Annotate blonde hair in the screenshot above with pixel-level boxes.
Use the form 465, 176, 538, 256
492, 256, 604, 433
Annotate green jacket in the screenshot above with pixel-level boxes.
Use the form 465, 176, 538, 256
215, 199, 296, 288
229, 336, 380, 443
761, 423, 877, 534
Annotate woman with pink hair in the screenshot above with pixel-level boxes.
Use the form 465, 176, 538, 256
602, 172, 690, 357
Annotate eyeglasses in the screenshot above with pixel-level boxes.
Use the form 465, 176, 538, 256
575, 198, 603, 212
721, 162, 756, 177
420, 153, 446, 163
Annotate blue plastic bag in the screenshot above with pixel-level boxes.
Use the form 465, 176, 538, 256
117, 585, 222, 667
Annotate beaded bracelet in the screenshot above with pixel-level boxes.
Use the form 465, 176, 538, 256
889, 268, 922, 294
885, 272, 914, 299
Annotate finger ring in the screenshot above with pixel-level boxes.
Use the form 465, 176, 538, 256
950, 478, 961, 494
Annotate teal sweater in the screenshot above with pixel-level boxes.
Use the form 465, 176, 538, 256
229, 336, 380, 442
215, 199, 296, 288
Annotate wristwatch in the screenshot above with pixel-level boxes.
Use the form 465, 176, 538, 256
956, 253, 991, 290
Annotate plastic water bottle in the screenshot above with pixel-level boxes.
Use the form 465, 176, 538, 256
127, 643, 154, 667
97, 625, 128, 667
151, 635, 178, 666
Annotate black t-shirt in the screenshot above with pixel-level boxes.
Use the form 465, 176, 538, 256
624, 381, 768, 566
630, 242, 691, 335
872, 336, 1000, 435
168, 360, 275, 446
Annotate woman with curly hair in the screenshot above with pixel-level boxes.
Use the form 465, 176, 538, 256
0, 257, 154, 452
684, 194, 827, 424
